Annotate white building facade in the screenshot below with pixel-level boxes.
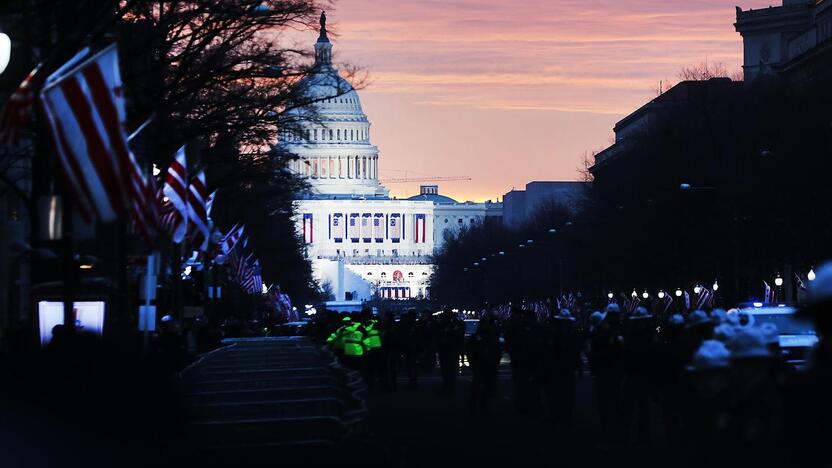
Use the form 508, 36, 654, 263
282, 15, 501, 302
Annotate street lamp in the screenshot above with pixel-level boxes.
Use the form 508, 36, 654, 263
675, 288, 682, 297
631, 289, 637, 298
481, 257, 486, 262
526, 239, 534, 245
658, 290, 665, 299
774, 275, 784, 287
809, 267, 816, 282
712, 280, 719, 292
473, 262, 479, 267
0, 33, 10, 75
607, 292, 614, 300
693, 285, 701, 295
548, 228, 557, 235
499, 251, 505, 256
642, 290, 649, 299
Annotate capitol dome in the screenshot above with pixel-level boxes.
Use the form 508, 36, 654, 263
281, 12, 387, 198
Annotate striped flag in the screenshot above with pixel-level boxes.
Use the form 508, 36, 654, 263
221, 224, 244, 254
373, 215, 384, 242
683, 291, 691, 311
40, 45, 133, 222
128, 156, 161, 245
302, 213, 313, 244
796, 273, 806, 292
250, 260, 263, 294
0, 64, 41, 147
162, 146, 188, 242
389, 214, 401, 242
662, 293, 674, 314
763, 281, 772, 304
695, 288, 712, 310
414, 213, 426, 243
186, 170, 210, 252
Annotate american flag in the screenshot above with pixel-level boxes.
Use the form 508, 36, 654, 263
662, 293, 674, 314
186, 170, 211, 252
162, 146, 189, 242
796, 273, 806, 291
0, 64, 41, 147
414, 213, 426, 243
40, 45, 134, 222
249, 260, 263, 294
695, 287, 712, 310
221, 224, 244, 254
128, 157, 161, 246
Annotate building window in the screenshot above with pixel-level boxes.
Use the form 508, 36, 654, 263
355, 156, 360, 178
350, 129, 354, 140
367, 272, 372, 276
458, 218, 463, 225
329, 129, 333, 140
444, 218, 449, 224
337, 129, 341, 140
381, 272, 387, 277
329, 158, 335, 178
339, 157, 344, 178
408, 272, 414, 277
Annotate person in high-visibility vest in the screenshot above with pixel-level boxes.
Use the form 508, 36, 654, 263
327, 316, 353, 357
360, 318, 382, 391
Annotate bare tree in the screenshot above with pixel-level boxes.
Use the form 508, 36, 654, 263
678, 61, 733, 81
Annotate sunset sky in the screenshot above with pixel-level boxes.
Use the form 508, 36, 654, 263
316, 0, 774, 201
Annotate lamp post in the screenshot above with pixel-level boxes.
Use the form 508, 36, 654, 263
808, 267, 816, 282
775, 274, 784, 302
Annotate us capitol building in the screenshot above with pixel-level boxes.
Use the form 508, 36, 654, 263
281, 13, 501, 303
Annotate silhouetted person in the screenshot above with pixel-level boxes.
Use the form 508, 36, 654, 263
467, 315, 502, 415
621, 306, 657, 445
399, 311, 420, 388
436, 309, 465, 395
544, 309, 582, 431
589, 303, 625, 447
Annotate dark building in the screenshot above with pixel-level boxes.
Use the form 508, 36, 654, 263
502, 181, 588, 228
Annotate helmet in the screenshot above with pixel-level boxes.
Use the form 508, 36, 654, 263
669, 314, 685, 326
631, 306, 651, 319
605, 303, 621, 315
686, 310, 710, 328
589, 311, 605, 327
713, 324, 736, 344
342, 315, 352, 322
688, 339, 730, 370
710, 309, 728, 324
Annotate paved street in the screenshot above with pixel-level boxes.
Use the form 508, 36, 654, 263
364, 362, 667, 467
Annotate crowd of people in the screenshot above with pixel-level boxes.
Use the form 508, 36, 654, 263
314, 263, 832, 465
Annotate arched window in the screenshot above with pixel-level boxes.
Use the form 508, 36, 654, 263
381, 272, 387, 277
408, 272, 414, 278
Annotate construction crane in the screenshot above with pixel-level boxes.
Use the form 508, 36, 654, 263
379, 176, 471, 184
